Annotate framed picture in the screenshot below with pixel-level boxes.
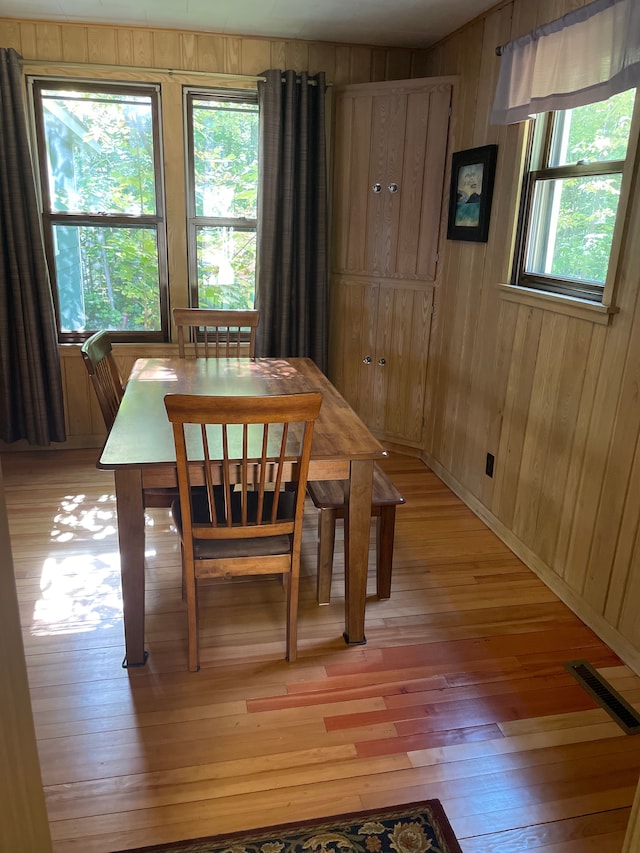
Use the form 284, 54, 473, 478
446, 144, 498, 242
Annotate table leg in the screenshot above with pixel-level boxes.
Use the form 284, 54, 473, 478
316, 507, 337, 605
114, 468, 148, 667
343, 458, 374, 644
376, 506, 395, 599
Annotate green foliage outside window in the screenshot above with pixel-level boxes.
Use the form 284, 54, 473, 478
546, 174, 622, 284
551, 90, 633, 284
190, 96, 259, 310
43, 90, 156, 215
53, 224, 160, 331
38, 85, 163, 334
523, 88, 636, 295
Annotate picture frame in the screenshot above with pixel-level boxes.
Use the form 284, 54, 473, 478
446, 144, 498, 243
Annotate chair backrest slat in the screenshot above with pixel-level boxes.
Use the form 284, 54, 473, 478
173, 307, 259, 358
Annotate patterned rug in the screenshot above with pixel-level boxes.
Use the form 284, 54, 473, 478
118, 800, 462, 853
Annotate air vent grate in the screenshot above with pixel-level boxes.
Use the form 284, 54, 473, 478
565, 659, 640, 735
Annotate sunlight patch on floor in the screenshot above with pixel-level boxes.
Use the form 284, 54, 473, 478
50, 492, 116, 543
29, 492, 158, 636
32, 552, 122, 635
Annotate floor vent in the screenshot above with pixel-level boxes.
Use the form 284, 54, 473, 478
565, 659, 640, 735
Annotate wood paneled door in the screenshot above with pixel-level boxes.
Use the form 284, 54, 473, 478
332, 77, 453, 280
329, 76, 452, 451
330, 278, 433, 447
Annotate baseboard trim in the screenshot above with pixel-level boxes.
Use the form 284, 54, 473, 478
382, 440, 423, 458
0, 435, 104, 452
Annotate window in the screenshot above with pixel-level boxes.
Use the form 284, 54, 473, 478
514, 88, 636, 302
31, 80, 167, 341
185, 89, 259, 310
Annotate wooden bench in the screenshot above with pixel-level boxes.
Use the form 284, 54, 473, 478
307, 463, 405, 604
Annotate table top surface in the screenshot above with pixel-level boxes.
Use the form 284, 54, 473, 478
98, 357, 385, 469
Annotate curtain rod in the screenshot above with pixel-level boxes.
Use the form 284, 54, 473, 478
23, 59, 329, 84
23, 58, 266, 82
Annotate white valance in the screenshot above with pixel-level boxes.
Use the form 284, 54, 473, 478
491, 0, 640, 125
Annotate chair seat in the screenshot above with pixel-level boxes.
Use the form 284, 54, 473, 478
307, 463, 404, 605
307, 463, 405, 513
171, 487, 295, 559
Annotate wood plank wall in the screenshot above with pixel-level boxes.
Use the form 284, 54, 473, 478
415, 0, 640, 675
0, 460, 52, 852
0, 15, 418, 448
0, 17, 419, 84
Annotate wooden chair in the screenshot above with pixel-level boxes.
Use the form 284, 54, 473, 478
81, 330, 176, 509
80, 331, 124, 431
173, 307, 260, 358
307, 463, 405, 605
164, 390, 322, 671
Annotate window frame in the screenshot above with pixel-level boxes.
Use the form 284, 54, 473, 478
184, 86, 259, 312
511, 92, 638, 307
29, 77, 170, 344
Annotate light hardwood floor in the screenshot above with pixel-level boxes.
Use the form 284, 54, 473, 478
4, 449, 640, 853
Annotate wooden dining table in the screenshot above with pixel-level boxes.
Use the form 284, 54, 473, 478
98, 356, 386, 667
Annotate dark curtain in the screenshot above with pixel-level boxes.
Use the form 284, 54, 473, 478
0, 48, 66, 445
256, 69, 328, 373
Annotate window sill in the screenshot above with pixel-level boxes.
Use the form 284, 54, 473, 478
497, 283, 618, 326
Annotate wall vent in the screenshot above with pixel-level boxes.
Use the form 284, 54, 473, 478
565, 659, 640, 735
